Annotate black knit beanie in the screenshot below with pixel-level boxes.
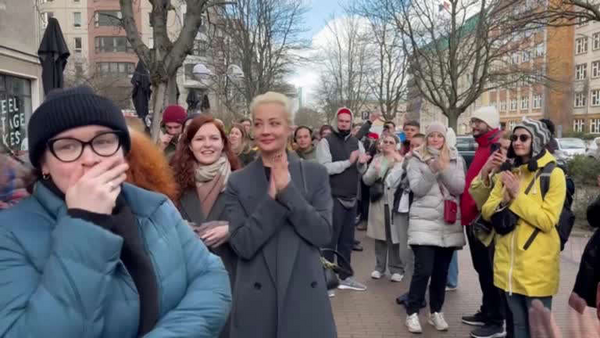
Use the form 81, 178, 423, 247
28, 85, 131, 168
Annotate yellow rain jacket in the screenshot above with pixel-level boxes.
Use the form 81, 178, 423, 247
482, 151, 566, 297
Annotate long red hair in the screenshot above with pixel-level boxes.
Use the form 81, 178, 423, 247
171, 114, 241, 200
125, 129, 178, 202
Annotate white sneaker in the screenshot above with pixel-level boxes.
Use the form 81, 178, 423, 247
371, 270, 383, 279
328, 290, 335, 298
405, 313, 422, 333
428, 312, 449, 331
390, 273, 404, 282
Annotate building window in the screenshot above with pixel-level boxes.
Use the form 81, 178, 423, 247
522, 50, 530, 63
521, 96, 529, 110
577, 37, 589, 55
594, 33, 600, 50
591, 119, 600, 134
510, 99, 518, 111
533, 94, 542, 109
592, 89, 600, 106
192, 40, 208, 57
509, 120, 517, 130
74, 0, 80, 2
0, 75, 32, 152
74, 62, 84, 78
574, 119, 585, 133
95, 36, 133, 53
512, 53, 520, 65
593, 61, 600, 78
95, 11, 121, 27
535, 44, 545, 58
576, 63, 588, 80
96, 62, 135, 75
500, 101, 507, 111
74, 37, 82, 53
148, 13, 153, 27
574, 93, 587, 108
43, 12, 54, 28
73, 12, 81, 27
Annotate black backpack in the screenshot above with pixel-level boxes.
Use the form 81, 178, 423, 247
523, 162, 575, 251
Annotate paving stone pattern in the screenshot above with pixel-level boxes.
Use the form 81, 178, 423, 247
331, 231, 595, 338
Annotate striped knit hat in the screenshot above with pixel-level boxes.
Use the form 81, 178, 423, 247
513, 117, 551, 159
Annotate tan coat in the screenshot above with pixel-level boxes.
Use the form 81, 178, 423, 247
363, 155, 403, 243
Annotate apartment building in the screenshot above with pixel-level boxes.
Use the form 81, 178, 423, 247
408, 3, 575, 135
0, 0, 43, 154
572, 19, 600, 134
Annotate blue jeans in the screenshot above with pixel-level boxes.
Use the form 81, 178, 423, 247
505, 293, 552, 338
446, 251, 458, 288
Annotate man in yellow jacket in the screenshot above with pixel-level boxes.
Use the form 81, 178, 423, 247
481, 118, 565, 338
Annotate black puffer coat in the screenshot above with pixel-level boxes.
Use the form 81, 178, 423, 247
572, 195, 600, 307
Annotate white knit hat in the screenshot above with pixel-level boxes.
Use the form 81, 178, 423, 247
471, 106, 500, 129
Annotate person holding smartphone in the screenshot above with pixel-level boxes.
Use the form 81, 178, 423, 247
481, 118, 566, 338
0, 86, 231, 337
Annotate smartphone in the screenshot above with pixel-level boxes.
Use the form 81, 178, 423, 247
490, 142, 500, 154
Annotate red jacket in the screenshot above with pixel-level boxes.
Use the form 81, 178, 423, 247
460, 128, 501, 226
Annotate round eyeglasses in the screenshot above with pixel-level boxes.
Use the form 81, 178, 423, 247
47, 131, 124, 163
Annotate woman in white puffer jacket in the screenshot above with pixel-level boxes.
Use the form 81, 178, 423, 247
404, 122, 466, 334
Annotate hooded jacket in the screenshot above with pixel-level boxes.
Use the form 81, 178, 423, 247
0, 183, 231, 337
406, 146, 466, 248
482, 151, 565, 297
461, 128, 501, 226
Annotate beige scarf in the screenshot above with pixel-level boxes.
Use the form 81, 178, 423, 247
194, 156, 231, 217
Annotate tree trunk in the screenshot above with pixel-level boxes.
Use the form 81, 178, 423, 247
446, 109, 460, 132
149, 74, 179, 142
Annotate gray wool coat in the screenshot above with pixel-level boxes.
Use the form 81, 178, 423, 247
224, 154, 337, 338
406, 148, 466, 248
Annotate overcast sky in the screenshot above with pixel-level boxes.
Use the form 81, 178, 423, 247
288, 0, 347, 107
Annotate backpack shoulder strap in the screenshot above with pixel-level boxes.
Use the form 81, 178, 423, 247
539, 162, 557, 201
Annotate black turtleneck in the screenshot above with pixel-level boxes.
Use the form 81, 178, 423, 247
42, 180, 159, 335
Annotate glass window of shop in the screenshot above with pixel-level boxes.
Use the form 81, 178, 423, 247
0, 75, 31, 153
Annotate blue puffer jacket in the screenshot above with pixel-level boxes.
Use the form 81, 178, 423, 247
0, 183, 231, 337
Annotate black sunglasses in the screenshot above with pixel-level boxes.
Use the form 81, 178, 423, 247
510, 134, 531, 143
47, 131, 125, 163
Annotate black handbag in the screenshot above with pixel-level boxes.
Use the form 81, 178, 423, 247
320, 248, 354, 290
369, 179, 384, 202
491, 207, 519, 235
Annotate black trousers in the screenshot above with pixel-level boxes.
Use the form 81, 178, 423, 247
359, 182, 370, 222
407, 245, 455, 315
324, 198, 357, 280
466, 226, 507, 327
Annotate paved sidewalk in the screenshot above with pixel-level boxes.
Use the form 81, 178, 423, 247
330, 230, 593, 338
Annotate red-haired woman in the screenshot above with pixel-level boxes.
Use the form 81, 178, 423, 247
171, 115, 241, 295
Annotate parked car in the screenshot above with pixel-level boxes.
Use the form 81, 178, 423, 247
586, 137, 600, 160
456, 136, 478, 170
555, 138, 587, 161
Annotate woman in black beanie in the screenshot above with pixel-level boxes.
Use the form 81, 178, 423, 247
0, 86, 231, 337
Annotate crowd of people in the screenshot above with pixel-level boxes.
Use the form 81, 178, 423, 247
0, 85, 598, 338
